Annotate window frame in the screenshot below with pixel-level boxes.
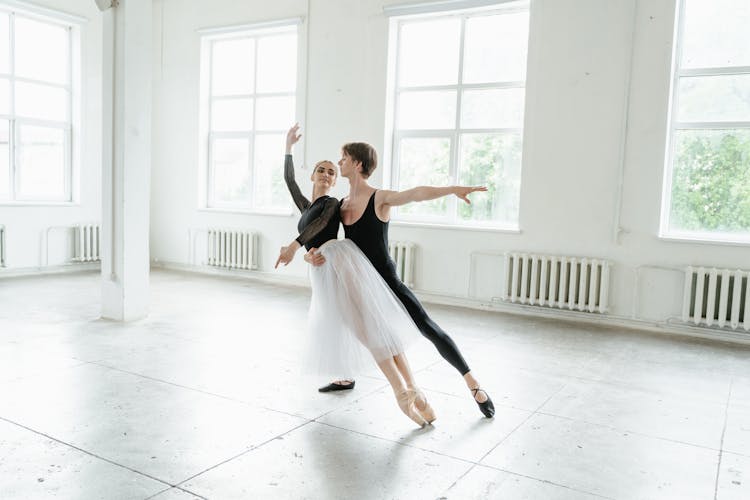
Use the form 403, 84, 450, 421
384, 2, 529, 231
659, 0, 750, 245
0, 5, 79, 205
199, 19, 303, 215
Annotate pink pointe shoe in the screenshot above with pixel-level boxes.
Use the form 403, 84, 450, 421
396, 389, 428, 427
413, 388, 436, 424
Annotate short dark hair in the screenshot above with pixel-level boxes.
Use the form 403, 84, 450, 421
342, 142, 378, 178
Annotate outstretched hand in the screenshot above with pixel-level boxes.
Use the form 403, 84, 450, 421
286, 123, 301, 153
454, 186, 488, 204
304, 248, 326, 267
275, 245, 297, 268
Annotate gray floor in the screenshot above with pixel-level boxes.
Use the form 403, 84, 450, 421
0, 270, 748, 500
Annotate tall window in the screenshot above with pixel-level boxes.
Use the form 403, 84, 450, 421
0, 10, 74, 203
202, 23, 298, 212
386, 2, 529, 229
662, 0, 750, 243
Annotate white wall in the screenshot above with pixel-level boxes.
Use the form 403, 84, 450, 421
0, 0, 102, 270
148, 0, 749, 331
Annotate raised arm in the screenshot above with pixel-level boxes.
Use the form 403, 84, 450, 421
380, 185, 487, 208
283, 124, 310, 212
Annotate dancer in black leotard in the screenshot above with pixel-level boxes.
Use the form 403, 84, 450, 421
305, 142, 495, 418
275, 124, 436, 427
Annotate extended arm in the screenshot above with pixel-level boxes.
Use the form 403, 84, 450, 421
380, 185, 487, 208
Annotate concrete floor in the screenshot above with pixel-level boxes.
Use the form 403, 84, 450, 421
0, 270, 748, 500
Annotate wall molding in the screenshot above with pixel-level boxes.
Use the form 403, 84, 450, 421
0, 262, 100, 279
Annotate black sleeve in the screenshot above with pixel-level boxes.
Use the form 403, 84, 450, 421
284, 154, 310, 212
295, 197, 339, 247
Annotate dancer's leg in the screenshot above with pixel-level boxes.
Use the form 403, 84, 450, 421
376, 357, 406, 394
385, 276, 494, 417
393, 353, 416, 389
393, 354, 435, 423
376, 356, 427, 426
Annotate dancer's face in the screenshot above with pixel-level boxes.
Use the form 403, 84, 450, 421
338, 152, 359, 179
311, 161, 337, 190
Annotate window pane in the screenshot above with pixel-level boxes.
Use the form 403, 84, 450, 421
211, 137, 250, 204
461, 88, 525, 129
681, 0, 750, 69
0, 78, 9, 115
253, 133, 287, 209
463, 12, 529, 84
669, 129, 750, 233
398, 19, 460, 87
211, 99, 253, 131
0, 13, 9, 74
397, 137, 451, 217
16, 82, 68, 122
677, 74, 750, 122
211, 38, 254, 96
0, 120, 8, 199
458, 133, 522, 224
397, 90, 456, 130
17, 125, 66, 199
14, 17, 68, 84
256, 33, 297, 93
255, 96, 295, 131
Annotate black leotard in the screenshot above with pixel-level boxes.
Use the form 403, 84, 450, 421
342, 191, 471, 375
284, 154, 339, 250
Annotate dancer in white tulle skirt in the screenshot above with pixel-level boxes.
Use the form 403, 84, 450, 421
275, 124, 435, 426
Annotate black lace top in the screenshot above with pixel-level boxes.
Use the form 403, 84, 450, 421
284, 154, 340, 250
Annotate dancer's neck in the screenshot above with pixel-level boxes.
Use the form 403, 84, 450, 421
347, 175, 373, 200
311, 185, 329, 203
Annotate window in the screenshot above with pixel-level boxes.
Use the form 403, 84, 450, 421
661, 0, 750, 243
201, 22, 299, 212
0, 9, 75, 203
386, 2, 529, 229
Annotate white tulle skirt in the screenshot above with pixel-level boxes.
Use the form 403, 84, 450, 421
304, 239, 421, 377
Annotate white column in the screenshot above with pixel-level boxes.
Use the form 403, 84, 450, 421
100, 0, 152, 321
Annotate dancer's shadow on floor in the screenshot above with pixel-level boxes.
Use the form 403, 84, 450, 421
306, 422, 435, 500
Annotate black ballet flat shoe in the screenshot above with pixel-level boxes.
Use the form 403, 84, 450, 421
471, 388, 495, 418
318, 380, 356, 393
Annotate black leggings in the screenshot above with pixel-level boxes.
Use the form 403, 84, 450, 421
383, 272, 470, 375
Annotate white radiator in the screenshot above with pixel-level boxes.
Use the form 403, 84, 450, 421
0, 225, 5, 267
75, 224, 101, 262
682, 266, 750, 331
503, 253, 610, 313
207, 229, 258, 270
389, 241, 415, 288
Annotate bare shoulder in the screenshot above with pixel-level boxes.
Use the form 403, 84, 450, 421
374, 189, 396, 221
375, 189, 397, 207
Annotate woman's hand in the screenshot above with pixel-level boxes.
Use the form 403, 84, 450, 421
286, 123, 301, 154
303, 248, 326, 267
275, 240, 301, 268
454, 185, 487, 204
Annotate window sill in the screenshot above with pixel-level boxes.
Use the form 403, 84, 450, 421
0, 201, 79, 207
659, 232, 750, 247
198, 207, 295, 217
390, 219, 521, 234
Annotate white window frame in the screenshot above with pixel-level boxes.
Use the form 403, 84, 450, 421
384, 1, 529, 231
198, 18, 305, 215
660, 0, 750, 245
0, 3, 81, 205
